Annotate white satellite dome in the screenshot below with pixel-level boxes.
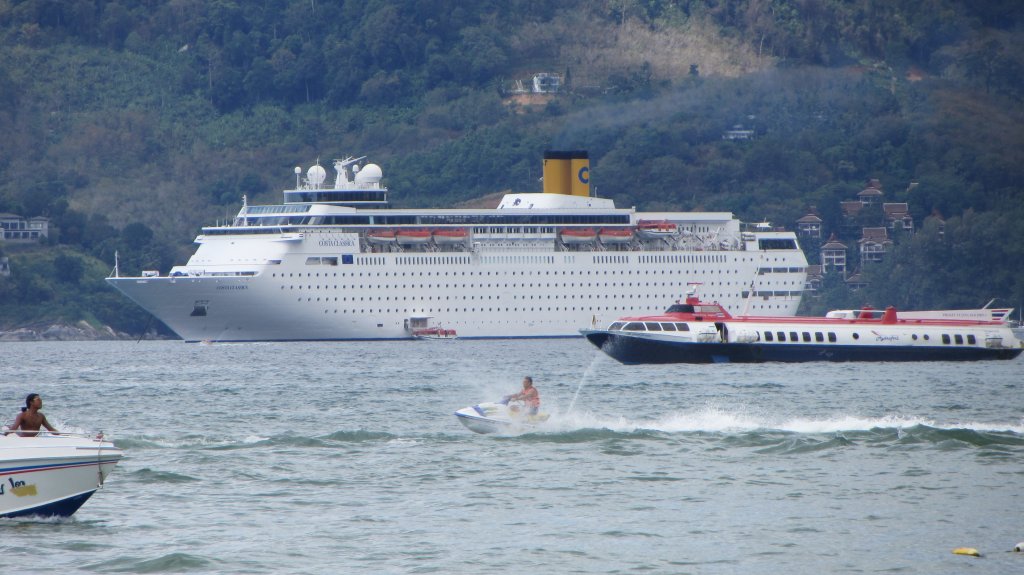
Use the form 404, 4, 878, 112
307, 164, 327, 186
354, 163, 383, 184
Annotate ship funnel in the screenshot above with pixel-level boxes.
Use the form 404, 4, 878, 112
543, 151, 571, 195
543, 150, 589, 196
570, 150, 589, 197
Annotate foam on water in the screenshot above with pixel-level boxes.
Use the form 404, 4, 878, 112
537, 404, 1024, 436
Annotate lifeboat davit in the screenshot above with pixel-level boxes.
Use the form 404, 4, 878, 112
560, 227, 597, 244
433, 228, 468, 245
598, 228, 633, 244
367, 229, 397, 243
636, 220, 678, 239
396, 229, 432, 245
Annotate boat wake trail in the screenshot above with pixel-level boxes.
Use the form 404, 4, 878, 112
535, 404, 1024, 439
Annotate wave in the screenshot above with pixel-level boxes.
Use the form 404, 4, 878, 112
129, 467, 200, 484
480, 406, 1024, 452
86, 552, 214, 573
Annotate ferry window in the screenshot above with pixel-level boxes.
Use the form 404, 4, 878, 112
828, 332, 837, 342
776, 332, 785, 342
967, 334, 976, 345
790, 331, 799, 341
954, 334, 963, 345
815, 332, 824, 342
912, 334, 918, 340
923, 334, 930, 340
624, 322, 645, 331
802, 332, 811, 342
764, 332, 774, 342
645, 322, 662, 331
609, 322, 625, 331
852, 333, 859, 340
941, 334, 951, 344
661, 323, 678, 331
675, 323, 690, 331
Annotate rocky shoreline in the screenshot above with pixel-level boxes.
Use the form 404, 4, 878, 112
0, 321, 163, 342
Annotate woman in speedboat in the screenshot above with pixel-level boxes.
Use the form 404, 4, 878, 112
505, 376, 541, 415
6, 393, 59, 436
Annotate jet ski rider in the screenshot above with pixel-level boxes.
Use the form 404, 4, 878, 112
506, 376, 540, 415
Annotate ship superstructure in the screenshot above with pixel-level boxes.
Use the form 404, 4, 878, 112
107, 151, 809, 341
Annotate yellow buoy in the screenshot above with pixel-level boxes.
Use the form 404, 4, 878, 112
952, 547, 981, 557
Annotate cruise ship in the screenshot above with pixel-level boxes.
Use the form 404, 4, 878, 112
107, 151, 809, 341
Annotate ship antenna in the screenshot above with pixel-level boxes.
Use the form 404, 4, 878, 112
112, 251, 119, 278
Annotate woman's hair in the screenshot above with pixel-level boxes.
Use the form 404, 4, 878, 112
22, 393, 39, 413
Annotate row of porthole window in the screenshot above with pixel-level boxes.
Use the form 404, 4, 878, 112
298, 292, 677, 302
283, 281, 736, 290
272, 268, 773, 278
320, 307, 655, 314
759, 332, 976, 344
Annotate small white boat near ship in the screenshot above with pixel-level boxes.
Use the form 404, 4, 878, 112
411, 326, 457, 340
0, 433, 123, 519
454, 400, 550, 434
581, 285, 1024, 364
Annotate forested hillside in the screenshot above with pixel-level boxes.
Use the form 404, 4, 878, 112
0, 0, 1022, 335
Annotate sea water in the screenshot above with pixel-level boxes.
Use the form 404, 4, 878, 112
0, 340, 1022, 574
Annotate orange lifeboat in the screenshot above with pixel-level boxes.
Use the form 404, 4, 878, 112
598, 228, 633, 244
636, 220, 678, 239
367, 229, 397, 243
396, 229, 432, 245
560, 227, 597, 244
433, 228, 469, 245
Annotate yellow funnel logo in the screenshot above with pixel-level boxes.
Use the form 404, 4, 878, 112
577, 166, 589, 184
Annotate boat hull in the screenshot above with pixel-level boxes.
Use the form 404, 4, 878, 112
583, 331, 1024, 364
454, 402, 548, 434
0, 435, 123, 519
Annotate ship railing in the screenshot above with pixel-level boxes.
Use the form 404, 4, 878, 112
0, 429, 109, 440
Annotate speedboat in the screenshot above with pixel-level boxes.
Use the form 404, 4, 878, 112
0, 433, 123, 519
454, 400, 550, 434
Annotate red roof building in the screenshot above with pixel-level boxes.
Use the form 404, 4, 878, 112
858, 227, 892, 263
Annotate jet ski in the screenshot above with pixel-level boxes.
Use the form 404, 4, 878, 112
454, 398, 550, 434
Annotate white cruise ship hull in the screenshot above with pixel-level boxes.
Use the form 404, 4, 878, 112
108, 247, 805, 342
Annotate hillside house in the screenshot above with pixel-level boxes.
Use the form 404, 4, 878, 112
845, 270, 868, 290
859, 227, 892, 263
796, 211, 823, 240
883, 202, 913, 233
820, 234, 848, 277
0, 213, 49, 242
858, 184, 883, 206
804, 264, 823, 291
722, 124, 755, 140
532, 73, 561, 93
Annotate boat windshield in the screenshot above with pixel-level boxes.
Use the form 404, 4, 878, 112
665, 304, 695, 313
